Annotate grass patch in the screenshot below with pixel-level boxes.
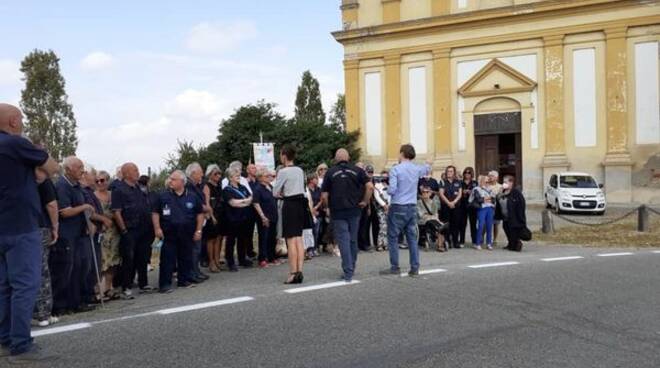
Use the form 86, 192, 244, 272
534, 216, 660, 247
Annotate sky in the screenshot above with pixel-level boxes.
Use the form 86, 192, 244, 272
0, 0, 345, 173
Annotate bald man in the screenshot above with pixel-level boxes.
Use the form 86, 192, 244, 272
0, 103, 58, 362
321, 148, 373, 282
112, 162, 153, 297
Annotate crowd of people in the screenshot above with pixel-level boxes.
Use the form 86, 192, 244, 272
0, 102, 528, 363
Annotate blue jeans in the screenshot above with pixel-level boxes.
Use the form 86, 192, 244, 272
476, 207, 494, 245
332, 215, 360, 280
0, 231, 42, 355
387, 204, 420, 272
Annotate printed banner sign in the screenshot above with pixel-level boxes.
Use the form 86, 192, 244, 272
253, 143, 275, 170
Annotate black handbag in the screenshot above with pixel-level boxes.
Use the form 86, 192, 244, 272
519, 226, 532, 241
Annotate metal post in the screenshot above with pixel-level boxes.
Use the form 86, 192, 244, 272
638, 205, 648, 232
542, 209, 554, 234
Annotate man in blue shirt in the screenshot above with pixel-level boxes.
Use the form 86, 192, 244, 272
52, 156, 97, 315
112, 163, 154, 298
385, 144, 432, 277
0, 103, 59, 363
322, 149, 373, 282
152, 170, 204, 293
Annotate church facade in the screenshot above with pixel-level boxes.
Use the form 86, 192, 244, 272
332, 0, 660, 203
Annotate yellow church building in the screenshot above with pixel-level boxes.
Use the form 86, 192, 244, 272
332, 0, 660, 203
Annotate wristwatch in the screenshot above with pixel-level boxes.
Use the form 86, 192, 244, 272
195, 230, 202, 234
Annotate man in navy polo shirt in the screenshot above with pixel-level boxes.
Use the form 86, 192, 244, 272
152, 170, 204, 293
0, 103, 59, 363
112, 163, 154, 298
322, 149, 373, 282
52, 156, 97, 315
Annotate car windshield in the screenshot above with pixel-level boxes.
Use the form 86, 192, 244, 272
560, 175, 598, 189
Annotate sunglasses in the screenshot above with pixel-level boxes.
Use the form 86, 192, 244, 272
95, 178, 106, 184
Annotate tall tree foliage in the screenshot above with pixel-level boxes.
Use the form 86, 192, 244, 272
294, 70, 325, 125
329, 93, 346, 131
20, 49, 78, 161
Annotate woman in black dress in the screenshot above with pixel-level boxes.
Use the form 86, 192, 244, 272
273, 145, 307, 284
203, 164, 223, 273
458, 167, 478, 247
222, 167, 254, 271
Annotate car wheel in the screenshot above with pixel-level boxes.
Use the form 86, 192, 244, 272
554, 200, 563, 215
545, 196, 552, 209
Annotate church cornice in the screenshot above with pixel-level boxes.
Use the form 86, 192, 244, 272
332, 0, 655, 44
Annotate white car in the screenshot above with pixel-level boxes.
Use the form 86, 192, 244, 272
545, 172, 606, 215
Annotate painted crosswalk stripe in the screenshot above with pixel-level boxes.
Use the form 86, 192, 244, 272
284, 280, 360, 294
400, 268, 447, 277
468, 261, 519, 269
156, 296, 254, 315
541, 256, 585, 262
31, 323, 92, 337
652, 250, 660, 254
597, 252, 634, 257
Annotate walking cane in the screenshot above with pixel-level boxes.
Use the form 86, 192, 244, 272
84, 211, 105, 308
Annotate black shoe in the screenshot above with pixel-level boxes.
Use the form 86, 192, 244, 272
284, 272, 298, 285
200, 261, 209, 268
177, 282, 195, 288
197, 273, 210, 280
228, 265, 239, 272
189, 277, 204, 284
239, 260, 254, 268
139, 286, 155, 293
408, 270, 419, 278
159, 287, 174, 294
8, 345, 58, 364
295, 272, 304, 284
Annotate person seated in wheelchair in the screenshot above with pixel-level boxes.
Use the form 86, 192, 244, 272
417, 185, 449, 252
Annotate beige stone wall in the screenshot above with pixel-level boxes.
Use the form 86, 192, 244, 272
336, 1, 660, 202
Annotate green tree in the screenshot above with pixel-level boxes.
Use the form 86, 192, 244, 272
20, 49, 78, 161
213, 101, 286, 169
275, 119, 360, 172
294, 70, 326, 125
329, 93, 346, 131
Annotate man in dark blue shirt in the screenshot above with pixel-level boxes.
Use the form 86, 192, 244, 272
152, 170, 204, 293
185, 162, 210, 281
0, 103, 58, 362
321, 149, 373, 282
52, 156, 96, 315
112, 163, 154, 298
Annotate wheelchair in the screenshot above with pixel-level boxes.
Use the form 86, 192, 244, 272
418, 219, 449, 251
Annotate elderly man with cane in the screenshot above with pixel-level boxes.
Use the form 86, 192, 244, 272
0, 103, 59, 363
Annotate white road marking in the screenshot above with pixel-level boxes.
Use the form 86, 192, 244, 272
652, 250, 660, 254
284, 280, 360, 294
156, 296, 254, 315
31, 323, 92, 337
541, 256, 585, 262
468, 261, 520, 269
597, 252, 634, 257
400, 268, 447, 277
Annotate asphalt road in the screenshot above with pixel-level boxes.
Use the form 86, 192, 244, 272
12, 244, 660, 368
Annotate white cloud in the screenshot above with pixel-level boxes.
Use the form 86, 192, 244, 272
0, 59, 21, 86
185, 21, 258, 53
80, 51, 116, 71
77, 89, 229, 172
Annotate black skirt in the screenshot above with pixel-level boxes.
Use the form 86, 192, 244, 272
281, 195, 306, 238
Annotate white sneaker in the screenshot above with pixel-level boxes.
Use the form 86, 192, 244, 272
48, 316, 60, 325
487, 244, 493, 250
147, 264, 154, 272
37, 320, 50, 327
474, 245, 482, 250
